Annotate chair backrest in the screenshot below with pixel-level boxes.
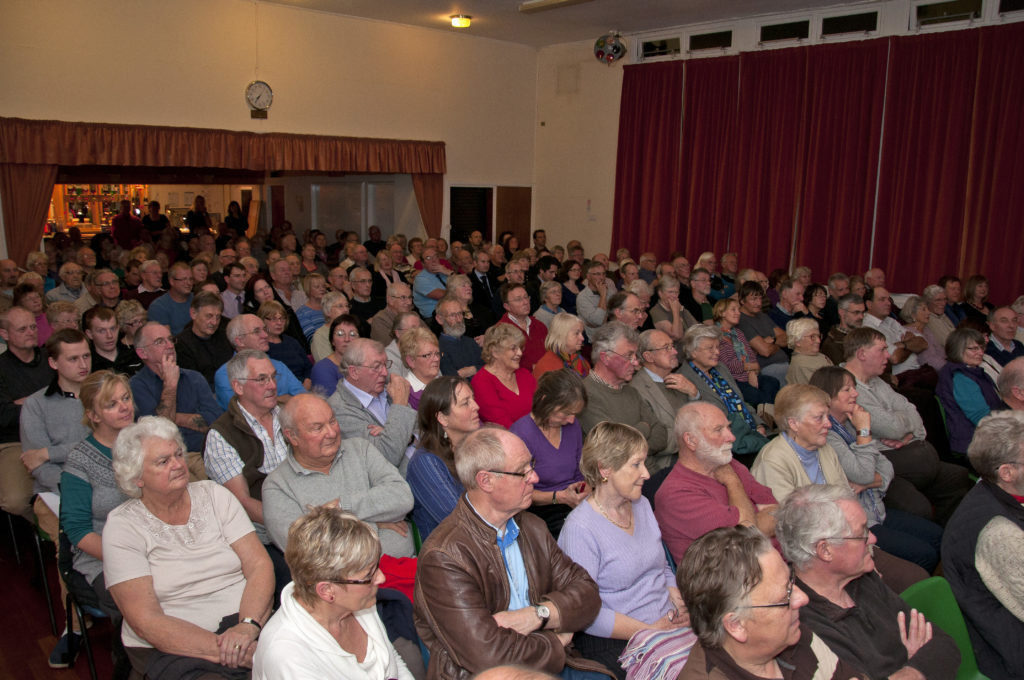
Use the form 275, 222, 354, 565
900, 576, 988, 680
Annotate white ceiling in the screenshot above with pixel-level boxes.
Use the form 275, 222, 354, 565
261, 0, 863, 47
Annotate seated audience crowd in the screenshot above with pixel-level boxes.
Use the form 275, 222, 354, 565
1, 221, 1019, 679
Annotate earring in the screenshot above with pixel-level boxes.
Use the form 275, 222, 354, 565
442, 430, 449, 442
600, 476, 608, 484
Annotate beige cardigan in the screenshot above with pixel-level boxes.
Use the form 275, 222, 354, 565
751, 433, 849, 502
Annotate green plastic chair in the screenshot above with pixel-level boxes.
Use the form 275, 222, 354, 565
900, 576, 989, 680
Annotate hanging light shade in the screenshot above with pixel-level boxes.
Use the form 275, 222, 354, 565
450, 14, 472, 28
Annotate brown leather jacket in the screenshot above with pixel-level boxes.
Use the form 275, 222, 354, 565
413, 495, 611, 680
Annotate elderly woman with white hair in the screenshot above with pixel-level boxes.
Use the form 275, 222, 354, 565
785, 317, 833, 385
676, 324, 768, 458
901, 295, 946, 372
534, 280, 566, 328
252, 506, 413, 680
102, 416, 274, 678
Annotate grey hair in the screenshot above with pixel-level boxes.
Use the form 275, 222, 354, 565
539, 280, 561, 302
1011, 295, 1024, 315
945, 327, 985, 364
792, 265, 812, 280
900, 295, 925, 324
997, 357, 1024, 401
591, 321, 639, 360
624, 279, 651, 299
673, 401, 717, 450
922, 285, 945, 304
775, 484, 857, 570
968, 411, 1024, 482
836, 293, 864, 311
678, 525, 773, 649
454, 427, 513, 490
544, 313, 584, 356
786, 317, 820, 349
682, 324, 721, 358
655, 275, 680, 294
827, 272, 849, 292
133, 320, 167, 348
342, 338, 385, 372
112, 416, 185, 498
322, 291, 347, 318
227, 349, 270, 385
636, 329, 665, 357
139, 259, 161, 274
226, 314, 258, 346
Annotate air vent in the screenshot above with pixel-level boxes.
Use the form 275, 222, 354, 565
689, 30, 733, 51
822, 11, 878, 35
915, 0, 982, 26
641, 37, 681, 58
760, 20, 810, 42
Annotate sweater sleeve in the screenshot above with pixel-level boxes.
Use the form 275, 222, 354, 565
345, 441, 414, 522
407, 452, 463, 533
952, 372, 992, 425
59, 470, 95, 546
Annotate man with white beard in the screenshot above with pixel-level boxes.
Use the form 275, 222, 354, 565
654, 401, 779, 565
435, 297, 483, 378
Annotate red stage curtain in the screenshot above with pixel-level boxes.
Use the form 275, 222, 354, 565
728, 47, 808, 275
411, 173, 444, 239
872, 31, 980, 293
676, 56, 740, 260
0, 164, 58, 265
960, 23, 1024, 305
792, 40, 888, 280
611, 62, 685, 259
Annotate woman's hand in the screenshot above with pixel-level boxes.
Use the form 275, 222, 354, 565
747, 371, 760, 389
556, 482, 589, 508
217, 623, 259, 668
849, 403, 871, 433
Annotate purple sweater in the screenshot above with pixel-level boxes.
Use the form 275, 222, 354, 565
509, 415, 584, 492
557, 497, 674, 637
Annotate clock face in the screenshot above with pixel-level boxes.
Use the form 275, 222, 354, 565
245, 80, 273, 110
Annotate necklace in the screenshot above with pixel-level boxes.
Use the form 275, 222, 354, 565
593, 494, 632, 530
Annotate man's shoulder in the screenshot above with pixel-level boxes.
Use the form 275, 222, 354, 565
22, 385, 50, 408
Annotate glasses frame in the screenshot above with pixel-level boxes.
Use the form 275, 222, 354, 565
486, 458, 537, 478
237, 373, 279, 386
325, 563, 380, 586
740, 572, 796, 609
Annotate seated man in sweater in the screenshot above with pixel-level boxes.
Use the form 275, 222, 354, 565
776, 484, 959, 680
843, 327, 970, 526
656, 402, 778, 565
205, 349, 291, 596
986, 306, 1024, 366
579, 322, 669, 470
175, 291, 234, 389
262, 393, 414, 558
942, 411, 1024, 678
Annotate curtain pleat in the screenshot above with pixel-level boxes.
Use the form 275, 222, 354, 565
873, 31, 980, 293
792, 40, 888, 279
0, 163, 58, 264
959, 23, 1024, 305
610, 62, 685, 259
411, 173, 444, 239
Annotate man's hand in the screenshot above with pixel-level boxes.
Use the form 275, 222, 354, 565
366, 424, 385, 437
880, 438, 906, 449
386, 374, 411, 406
492, 607, 543, 636
897, 609, 932, 659
377, 520, 409, 537
664, 373, 698, 398
20, 447, 49, 472
159, 352, 180, 388
711, 462, 741, 486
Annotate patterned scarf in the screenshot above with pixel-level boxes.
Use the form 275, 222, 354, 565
689, 361, 756, 428
559, 351, 590, 377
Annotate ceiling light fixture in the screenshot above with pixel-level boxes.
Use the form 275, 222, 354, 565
450, 14, 472, 28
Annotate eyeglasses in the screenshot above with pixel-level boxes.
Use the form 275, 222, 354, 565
414, 351, 441, 360
646, 344, 675, 354
964, 345, 985, 352
326, 563, 380, 586
334, 329, 359, 338
238, 372, 278, 386
352, 278, 372, 284
352, 360, 393, 372
604, 349, 638, 363
827, 528, 871, 543
390, 295, 412, 301
142, 336, 176, 349
740, 573, 796, 609
487, 458, 537, 478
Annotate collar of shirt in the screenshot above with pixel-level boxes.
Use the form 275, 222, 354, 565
44, 373, 77, 398
643, 366, 665, 383
342, 378, 378, 408
990, 336, 1014, 352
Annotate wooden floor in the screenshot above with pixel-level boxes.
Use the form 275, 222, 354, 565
0, 516, 114, 680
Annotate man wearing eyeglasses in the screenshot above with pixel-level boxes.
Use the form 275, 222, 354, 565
776, 484, 959, 680
498, 282, 547, 373
369, 283, 414, 345
327, 338, 416, 474
579, 322, 668, 461
414, 428, 609, 679
213, 314, 306, 409
130, 321, 223, 455
206, 349, 294, 601
678, 525, 863, 680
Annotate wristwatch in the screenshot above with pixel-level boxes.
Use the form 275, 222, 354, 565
857, 428, 871, 438
535, 603, 551, 629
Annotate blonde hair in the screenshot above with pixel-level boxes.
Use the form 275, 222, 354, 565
579, 422, 648, 489
80, 370, 133, 430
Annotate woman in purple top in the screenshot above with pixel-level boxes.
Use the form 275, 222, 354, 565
510, 369, 590, 538
558, 422, 693, 680
406, 377, 480, 540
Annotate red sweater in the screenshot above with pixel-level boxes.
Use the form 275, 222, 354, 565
471, 367, 537, 428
